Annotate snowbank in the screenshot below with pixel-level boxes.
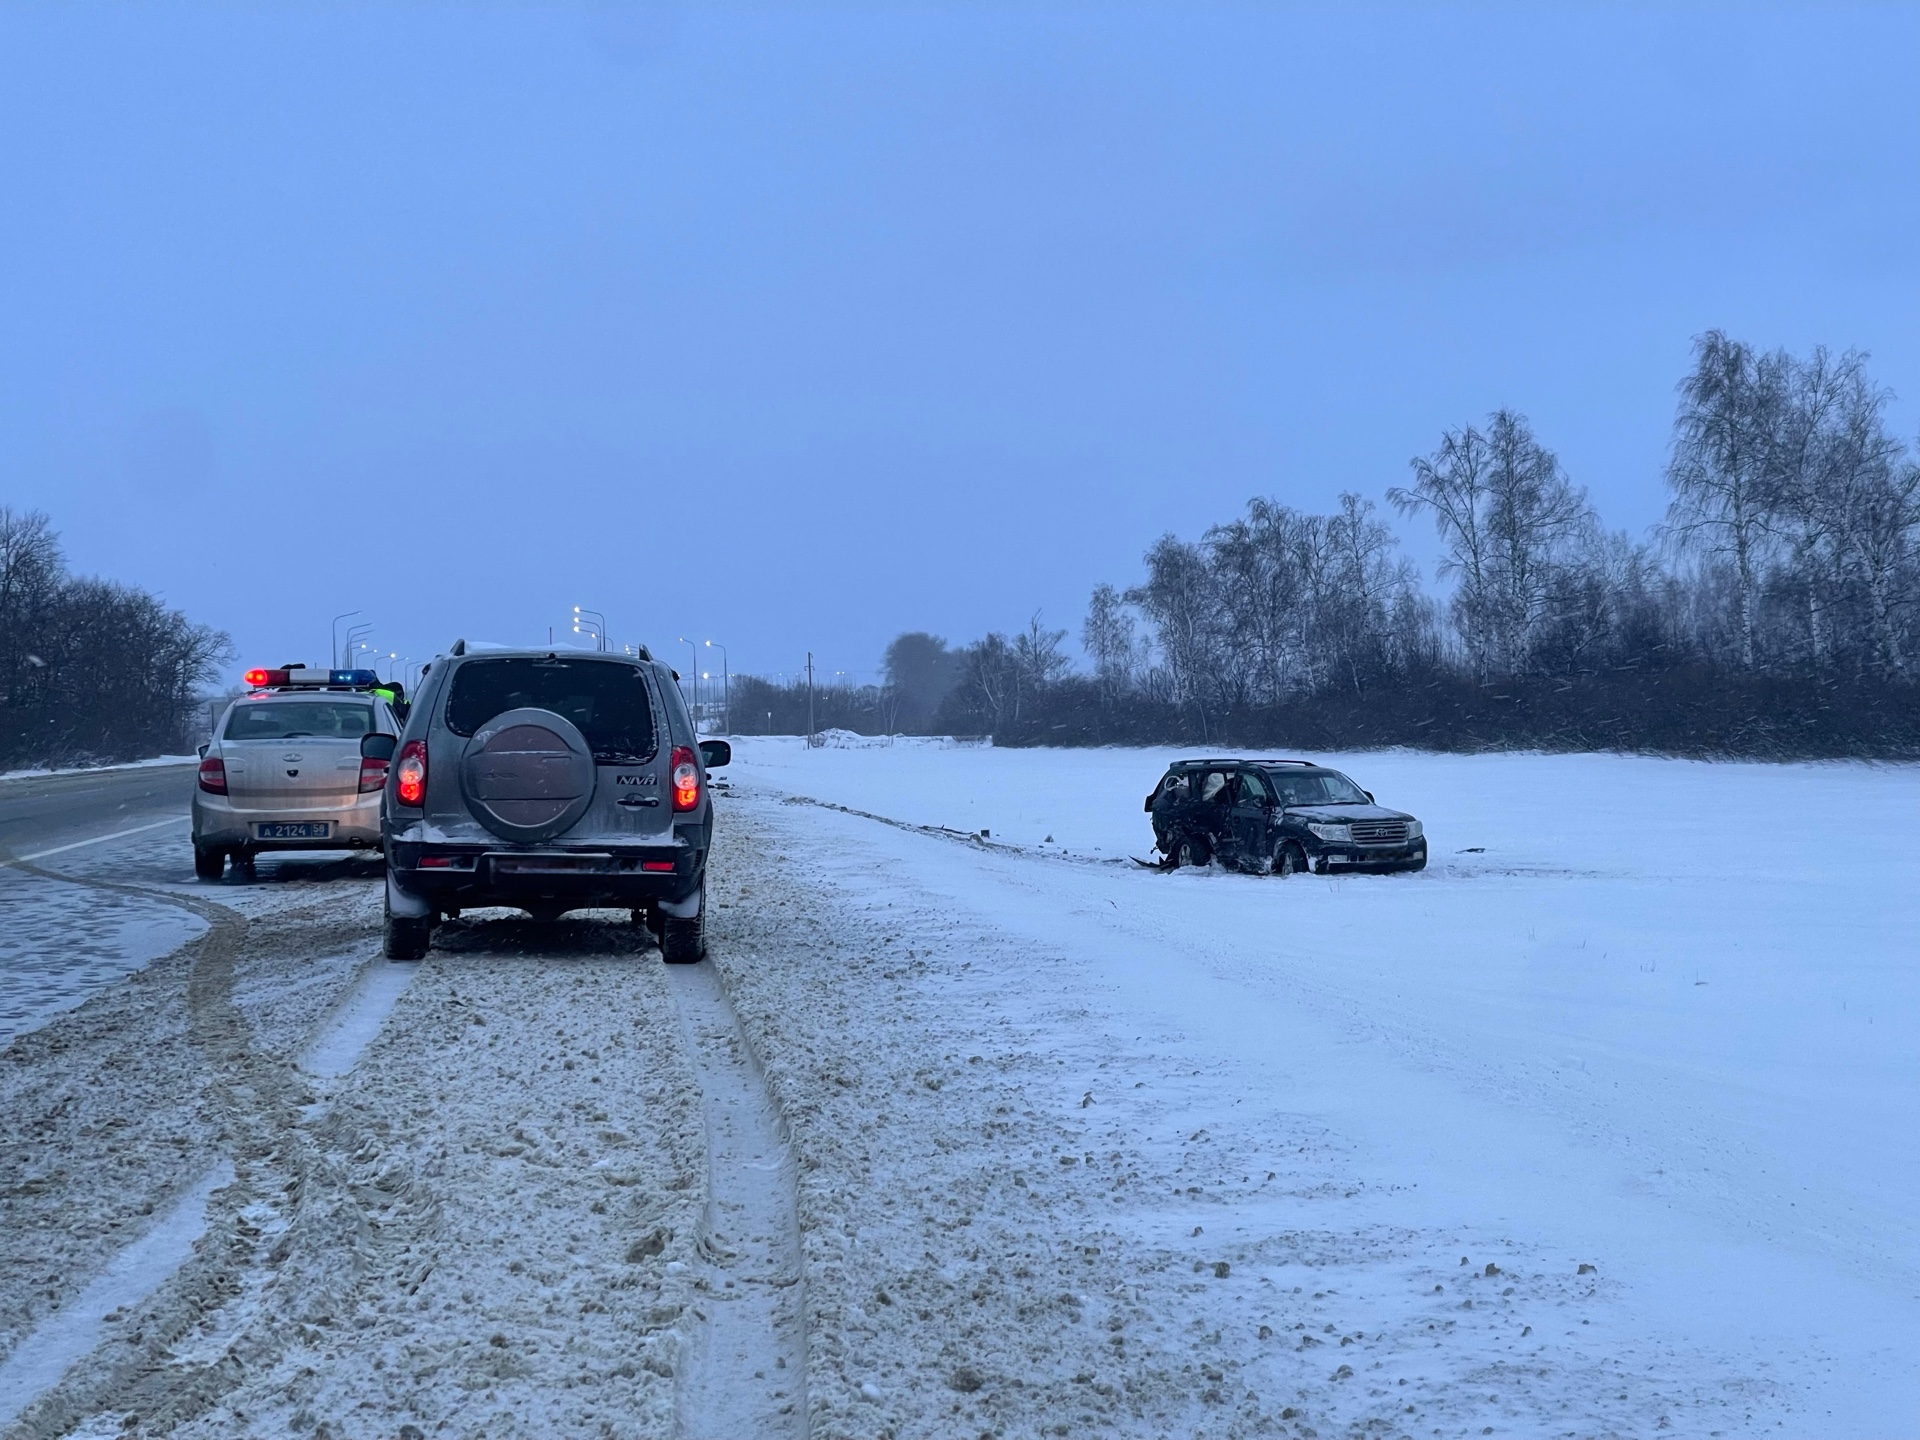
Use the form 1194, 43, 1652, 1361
0, 755, 196, 783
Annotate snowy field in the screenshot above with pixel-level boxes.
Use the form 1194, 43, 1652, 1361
726, 737, 1920, 1434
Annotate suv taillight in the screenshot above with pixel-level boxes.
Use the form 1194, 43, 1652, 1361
670, 745, 700, 812
197, 756, 227, 794
358, 755, 390, 794
394, 739, 428, 807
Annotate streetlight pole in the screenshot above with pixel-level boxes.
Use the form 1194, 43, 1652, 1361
344, 623, 374, 671
678, 637, 699, 720
331, 611, 361, 669
572, 606, 608, 652
705, 640, 729, 734
805, 651, 815, 747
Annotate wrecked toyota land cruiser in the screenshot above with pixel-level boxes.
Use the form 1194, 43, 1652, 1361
1146, 758, 1425, 876
372, 642, 729, 962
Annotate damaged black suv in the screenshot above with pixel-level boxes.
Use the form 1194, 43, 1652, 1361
1146, 758, 1426, 876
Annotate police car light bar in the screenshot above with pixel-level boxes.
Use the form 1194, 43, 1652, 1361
244, 666, 380, 689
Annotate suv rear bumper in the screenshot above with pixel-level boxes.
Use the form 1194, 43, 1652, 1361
387, 840, 705, 913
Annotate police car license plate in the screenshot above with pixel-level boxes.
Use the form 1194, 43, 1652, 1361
256, 822, 330, 839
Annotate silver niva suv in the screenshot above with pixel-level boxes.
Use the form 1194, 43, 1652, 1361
371, 642, 729, 963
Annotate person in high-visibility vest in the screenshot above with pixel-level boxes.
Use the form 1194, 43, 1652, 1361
373, 679, 407, 721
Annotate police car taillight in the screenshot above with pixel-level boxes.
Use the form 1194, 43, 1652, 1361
670, 746, 700, 812
358, 754, 390, 794
394, 739, 428, 806
198, 756, 227, 794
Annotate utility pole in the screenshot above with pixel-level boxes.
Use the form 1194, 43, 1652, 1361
805, 652, 815, 747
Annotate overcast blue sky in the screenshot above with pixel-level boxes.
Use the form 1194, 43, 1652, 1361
2, 3, 1915, 685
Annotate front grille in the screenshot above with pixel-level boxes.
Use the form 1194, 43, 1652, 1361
1350, 820, 1409, 847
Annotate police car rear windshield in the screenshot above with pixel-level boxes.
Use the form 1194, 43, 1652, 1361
226, 701, 375, 741
445, 658, 658, 764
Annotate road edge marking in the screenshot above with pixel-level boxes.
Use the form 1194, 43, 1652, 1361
16, 814, 191, 862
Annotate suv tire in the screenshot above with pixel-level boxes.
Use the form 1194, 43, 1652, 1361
383, 897, 432, 961
1172, 835, 1211, 869
1273, 842, 1305, 878
193, 844, 225, 881
660, 891, 706, 965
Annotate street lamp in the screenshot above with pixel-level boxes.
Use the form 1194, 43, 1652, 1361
344, 622, 374, 670
331, 611, 362, 668
331, 610, 361, 669
677, 637, 699, 717
705, 639, 730, 735
573, 606, 607, 652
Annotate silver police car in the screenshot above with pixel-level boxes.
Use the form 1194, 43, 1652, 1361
192, 665, 400, 880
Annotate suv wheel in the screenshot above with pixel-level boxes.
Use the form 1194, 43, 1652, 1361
193, 844, 225, 881
383, 896, 432, 961
1272, 842, 1305, 878
1172, 835, 1210, 869
660, 889, 706, 965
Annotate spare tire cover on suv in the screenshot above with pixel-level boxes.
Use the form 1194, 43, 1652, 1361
459, 706, 597, 843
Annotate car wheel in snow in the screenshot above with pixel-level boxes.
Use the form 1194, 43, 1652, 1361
1172, 835, 1211, 869
193, 844, 225, 881
661, 893, 706, 965
383, 895, 431, 961
1273, 842, 1305, 878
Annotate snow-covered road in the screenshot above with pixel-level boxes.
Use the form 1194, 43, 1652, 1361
2, 743, 1912, 1438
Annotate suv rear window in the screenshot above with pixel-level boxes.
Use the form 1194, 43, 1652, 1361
226, 701, 374, 740
444, 658, 658, 763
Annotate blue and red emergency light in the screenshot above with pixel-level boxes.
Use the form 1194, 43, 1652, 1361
243, 666, 381, 689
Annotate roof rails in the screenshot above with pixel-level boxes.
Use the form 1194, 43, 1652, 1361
1176, 756, 1317, 767
449, 638, 466, 656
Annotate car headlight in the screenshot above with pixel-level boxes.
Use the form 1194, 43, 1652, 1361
1307, 822, 1352, 844
1407, 820, 1423, 840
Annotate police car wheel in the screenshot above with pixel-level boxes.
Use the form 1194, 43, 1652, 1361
1173, 836, 1210, 869
193, 844, 225, 881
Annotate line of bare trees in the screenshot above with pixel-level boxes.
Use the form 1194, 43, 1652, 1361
731, 333, 1919, 757
0, 508, 231, 768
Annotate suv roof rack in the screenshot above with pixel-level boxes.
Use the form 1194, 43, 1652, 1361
1174, 757, 1318, 767
449, 638, 466, 656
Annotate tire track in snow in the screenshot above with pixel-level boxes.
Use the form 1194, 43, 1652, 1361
0, 860, 424, 1439
666, 959, 807, 1439
0, 859, 256, 1437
